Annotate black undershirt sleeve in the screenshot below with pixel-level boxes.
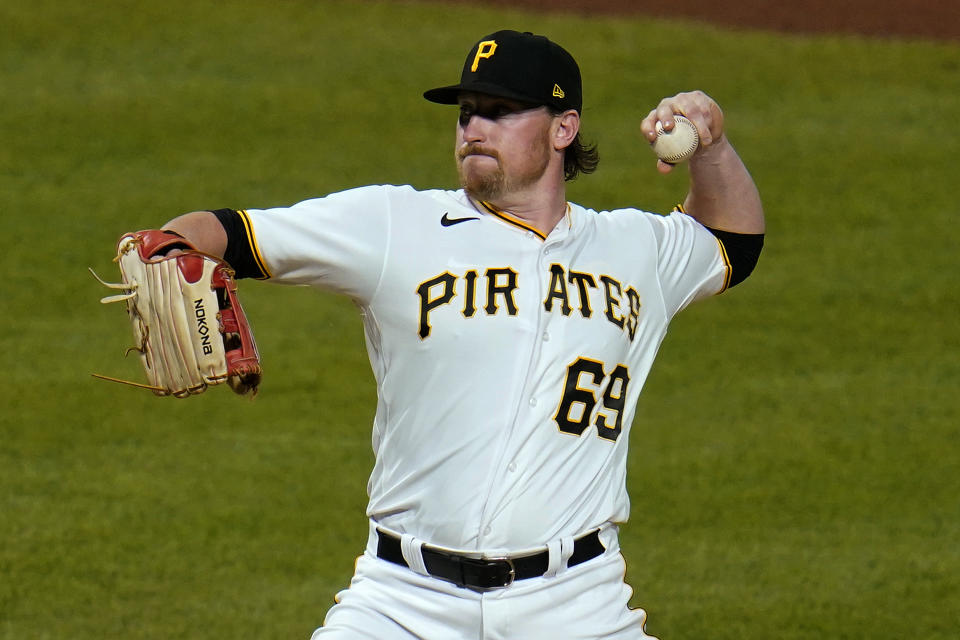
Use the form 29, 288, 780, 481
209, 208, 268, 280
706, 226, 764, 289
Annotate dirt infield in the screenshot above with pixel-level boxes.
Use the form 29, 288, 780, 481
447, 0, 959, 40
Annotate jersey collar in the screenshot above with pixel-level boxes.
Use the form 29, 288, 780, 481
473, 198, 572, 241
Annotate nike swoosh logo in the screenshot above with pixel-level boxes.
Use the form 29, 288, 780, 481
441, 212, 480, 227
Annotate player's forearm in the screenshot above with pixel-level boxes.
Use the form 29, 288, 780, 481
683, 136, 764, 234
161, 211, 228, 258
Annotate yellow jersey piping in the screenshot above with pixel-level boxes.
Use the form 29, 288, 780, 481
237, 209, 271, 280
714, 235, 732, 293
478, 200, 549, 241
674, 203, 731, 293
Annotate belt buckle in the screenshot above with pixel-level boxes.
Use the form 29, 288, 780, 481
486, 556, 516, 588
464, 555, 515, 592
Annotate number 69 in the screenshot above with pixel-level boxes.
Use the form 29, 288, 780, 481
553, 357, 630, 442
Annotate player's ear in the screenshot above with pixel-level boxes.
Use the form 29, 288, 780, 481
552, 110, 580, 151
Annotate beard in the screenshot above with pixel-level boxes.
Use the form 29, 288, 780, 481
456, 135, 552, 202
457, 144, 506, 201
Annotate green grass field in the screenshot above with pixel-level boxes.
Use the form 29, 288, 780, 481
2, 0, 958, 638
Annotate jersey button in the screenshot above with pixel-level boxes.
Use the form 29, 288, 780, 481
529, 397, 538, 407
508, 462, 517, 473
542, 331, 550, 342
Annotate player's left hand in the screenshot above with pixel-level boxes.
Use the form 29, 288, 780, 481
641, 90, 726, 173
93, 229, 262, 397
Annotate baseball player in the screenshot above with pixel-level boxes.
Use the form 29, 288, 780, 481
157, 30, 764, 639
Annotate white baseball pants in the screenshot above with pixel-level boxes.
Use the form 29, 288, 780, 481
310, 525, 657, 640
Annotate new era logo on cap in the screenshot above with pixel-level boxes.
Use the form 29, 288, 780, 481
424, 30, 582, 113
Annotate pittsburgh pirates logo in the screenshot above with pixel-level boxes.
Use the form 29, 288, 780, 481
471, 40, 497, 71
416, 265, 643, 340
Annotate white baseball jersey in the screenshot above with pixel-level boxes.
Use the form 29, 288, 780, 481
240, 184, 729, 552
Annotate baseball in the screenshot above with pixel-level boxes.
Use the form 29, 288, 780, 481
652, 115, 700, 164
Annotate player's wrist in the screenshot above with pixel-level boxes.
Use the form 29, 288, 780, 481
690, 132, 731, 161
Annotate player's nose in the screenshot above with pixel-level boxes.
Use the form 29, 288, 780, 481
459, 114, 487, 142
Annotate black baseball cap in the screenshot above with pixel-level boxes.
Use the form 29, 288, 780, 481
424, 30, 582, 113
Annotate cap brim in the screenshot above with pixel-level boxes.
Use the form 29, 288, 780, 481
423, 82, 542, 106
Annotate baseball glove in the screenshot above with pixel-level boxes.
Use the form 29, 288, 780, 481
92, 229, 262, 398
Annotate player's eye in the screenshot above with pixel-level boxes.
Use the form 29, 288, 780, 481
458, 102, 537, 127
458, 104, 500, 126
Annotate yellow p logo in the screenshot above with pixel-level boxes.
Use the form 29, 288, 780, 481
471, 40, 498, 72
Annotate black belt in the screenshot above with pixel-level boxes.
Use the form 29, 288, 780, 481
376, 528, 605, 591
